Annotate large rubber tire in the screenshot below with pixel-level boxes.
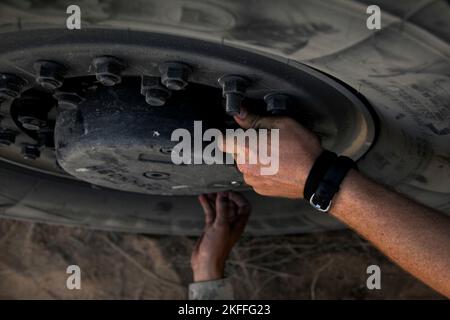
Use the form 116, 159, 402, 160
0, 0, 449, 235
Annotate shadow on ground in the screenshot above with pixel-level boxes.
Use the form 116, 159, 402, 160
0, 219, 443, 299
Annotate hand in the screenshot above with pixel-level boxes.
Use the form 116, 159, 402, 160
191, 191, 251, 282
220, 108, 322, 199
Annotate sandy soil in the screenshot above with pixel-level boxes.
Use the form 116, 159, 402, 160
0, 219, 443, 299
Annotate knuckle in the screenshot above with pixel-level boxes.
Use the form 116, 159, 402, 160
278, 117, 297, 129
243, 174, 256, 185
238, 163, 251, 174
253, 187, 269, 196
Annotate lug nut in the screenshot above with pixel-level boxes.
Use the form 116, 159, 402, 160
54, 92, 83, 110
160, 62, 191, 91
34, 60, 66, 91
21, 143, 40, 160
218, 75, 250, 116
0, 129, 17, 146
92, 56, 125, 86
141, 76, 171, 106
18, 116, 47, 131
145, 89, 171, 106
0, 73, 26, 100
264, 93, 290, 115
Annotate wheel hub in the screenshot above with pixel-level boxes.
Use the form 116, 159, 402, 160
55, 78, 243, 195
0, 28, 376, 195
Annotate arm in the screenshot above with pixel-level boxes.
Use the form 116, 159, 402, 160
224, 108, 450, 298
189, 192, 251, 300
333, 170, 450, 297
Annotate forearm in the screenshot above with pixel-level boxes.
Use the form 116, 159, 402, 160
227, 110, 450, 296
332, 170, 450, 297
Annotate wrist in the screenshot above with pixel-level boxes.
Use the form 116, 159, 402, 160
192, 261, 225, 282
330, 169, 363, 216
307, 155, 357, 212
298, 148, 325, 195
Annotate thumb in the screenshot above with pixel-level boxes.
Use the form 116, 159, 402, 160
233, 107, 274, 129
218, 106, 278, 154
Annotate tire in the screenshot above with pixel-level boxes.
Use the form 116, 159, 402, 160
0, 0, 449, 235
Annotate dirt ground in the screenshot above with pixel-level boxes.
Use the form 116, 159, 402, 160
0, 218, 443, 299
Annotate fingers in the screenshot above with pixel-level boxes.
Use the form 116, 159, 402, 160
217, 135, 263, 177
198, 194, 215, 226
228, 192, 251, 215
206, 193, 217, 201
217, 107, 283, 173
205, 192, 251, 237
218, 134, 248, 159
228, 201, 237, 223
233, 106, 274, 129
228, 192, 251, 241
206, 193, 217, 210
215, 192, 230, 226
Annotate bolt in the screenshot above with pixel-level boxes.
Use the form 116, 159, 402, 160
141, 76, 171, 106
160, 62, 191, 91
145, 89, 171, 106
92, 56, 125, 86
21, 143, 40, 160
0, 73, 26, 100
264, 93, 290, 115
34, 60, 66, 91
18, 116, 47, 131
0, 129, 17, 146
53, 92, 83, 110
218, 75, 250, 116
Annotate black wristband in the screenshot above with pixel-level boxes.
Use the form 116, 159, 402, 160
303, 150, 337, 200
309, 156, 357, 212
